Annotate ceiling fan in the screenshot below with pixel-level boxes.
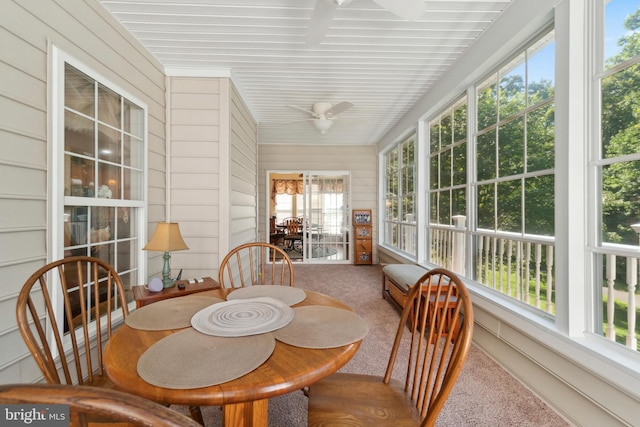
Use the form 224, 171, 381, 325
307, 0, 426, 46
285, 101, 354, 134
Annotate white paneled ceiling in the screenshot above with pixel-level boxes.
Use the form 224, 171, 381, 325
98, 0, 512, 145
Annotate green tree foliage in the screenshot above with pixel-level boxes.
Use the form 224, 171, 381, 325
476, 48, 555, 235
602, 8, 640, 245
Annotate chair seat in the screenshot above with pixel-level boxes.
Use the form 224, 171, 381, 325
83, 373, 114, 389
308, 373, 421, 427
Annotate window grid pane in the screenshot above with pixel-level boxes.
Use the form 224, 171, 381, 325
429, 97, 468, 270
472, 28, 556, 315
382, 134, 416, 255
595, 0, 640, 352
63, 63, 145, 307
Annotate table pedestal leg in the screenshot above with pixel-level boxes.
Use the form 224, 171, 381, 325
222, 399, 268, 427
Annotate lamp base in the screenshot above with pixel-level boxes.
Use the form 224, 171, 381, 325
161, 251, 175, 288
162, 277, 175, 288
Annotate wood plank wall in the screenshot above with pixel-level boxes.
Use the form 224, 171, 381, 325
228, 84, 258, 249
167, 77, 222, 280
168, 77, 257, 280
0, 0, 166, 383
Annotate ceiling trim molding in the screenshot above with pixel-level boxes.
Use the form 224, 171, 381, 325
163, 67, 260, 123
164, 68, 232, 78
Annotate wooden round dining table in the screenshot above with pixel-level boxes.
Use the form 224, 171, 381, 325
104, 288, 362, 427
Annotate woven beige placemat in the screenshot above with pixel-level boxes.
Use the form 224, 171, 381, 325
125, 296, 223, 331
137, 328, 276, 389
226, 285, 306, 306
273, 306, 369, 349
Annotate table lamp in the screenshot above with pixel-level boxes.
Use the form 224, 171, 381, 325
143, 222, 189, 288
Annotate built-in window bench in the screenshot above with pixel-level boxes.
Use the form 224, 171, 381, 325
381, 264, 429, 311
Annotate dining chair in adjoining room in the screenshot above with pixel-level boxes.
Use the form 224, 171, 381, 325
218, 242, 295, 288
16, 256, 130, 388
0, 383, 201, 427
283, 217, 303, 254
307, 267, 474, 427
269, 216, 285, 247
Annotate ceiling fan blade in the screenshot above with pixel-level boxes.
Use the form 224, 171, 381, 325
325, 101, 353, 117
282, 118, 315, 125
372, 0, 426, 21
287, 104, 317, 116
307, 0, 337, 46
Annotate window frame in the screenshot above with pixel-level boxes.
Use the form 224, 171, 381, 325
587, 0, 640, 351
381, 131, 417, 257
427, 95, 469, 269
50, 46, 148, 329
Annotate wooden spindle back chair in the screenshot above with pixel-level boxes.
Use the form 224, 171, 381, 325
308, 267, 474, 427
282, 217, 303, 253
16, 256, 129, 386
0, 383, 200, 427
218, 242, 294, 288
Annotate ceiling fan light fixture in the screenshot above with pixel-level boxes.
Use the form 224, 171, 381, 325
313, 118, 334, 134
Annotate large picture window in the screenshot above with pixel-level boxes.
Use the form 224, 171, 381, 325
593, 0, 640, 350
58, 59, 146, 312
472, 28, 556, 314
382, 133, 416, 256
429, 97, 467, 270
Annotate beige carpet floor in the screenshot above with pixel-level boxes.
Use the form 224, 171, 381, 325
174, 264, 570, 426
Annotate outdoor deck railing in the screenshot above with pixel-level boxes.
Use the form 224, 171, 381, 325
430, 220, 639, 351
604, 253, 638, 349
430, 225, 555, 313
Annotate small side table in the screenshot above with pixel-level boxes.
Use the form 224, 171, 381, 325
132, 276, 220, 308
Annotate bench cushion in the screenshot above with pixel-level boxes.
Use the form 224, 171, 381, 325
382, 264, 428, 292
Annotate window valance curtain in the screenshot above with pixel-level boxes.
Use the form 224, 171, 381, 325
271, 178, 344, 201
272, 180, 304, 200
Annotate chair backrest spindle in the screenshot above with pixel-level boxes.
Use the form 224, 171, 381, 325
218, 242, 294, 288
383, 268, 474, 426
16, 256, 129, 386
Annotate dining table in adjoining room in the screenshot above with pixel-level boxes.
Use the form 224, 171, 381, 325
103, 285, 368, 427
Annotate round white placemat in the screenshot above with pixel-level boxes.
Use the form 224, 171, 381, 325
191, 296, 295, 337
226, 285, 306, 306
274, 305, 369, 348
137, 328, 275, 389
125, 296, 224, 331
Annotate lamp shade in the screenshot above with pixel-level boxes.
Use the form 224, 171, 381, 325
143, 222, 189, 252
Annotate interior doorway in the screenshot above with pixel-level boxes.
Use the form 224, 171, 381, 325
268, 171, 350, 263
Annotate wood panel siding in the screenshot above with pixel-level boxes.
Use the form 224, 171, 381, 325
168, 77, 222, 279
228, 84, 258, 249
0, 0, 165, 383
257, 144, 377, 263
167, 78, 257, 279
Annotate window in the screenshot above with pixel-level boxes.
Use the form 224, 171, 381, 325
472, 28, 556, 313
56, 58, 147, 317
593, 0, 640, 350
274, 193, 302, 223
382, 133, 417, 256
429, 97, 467, 269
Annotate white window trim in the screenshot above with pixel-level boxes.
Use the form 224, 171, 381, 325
379, 128, 419, 258
48, 43, 148, 300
